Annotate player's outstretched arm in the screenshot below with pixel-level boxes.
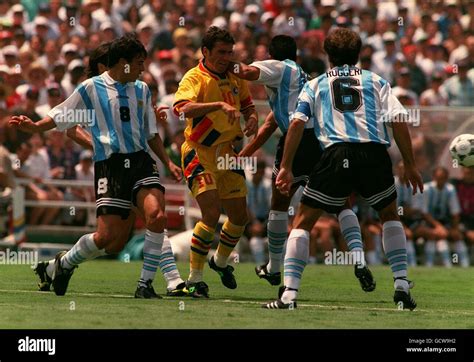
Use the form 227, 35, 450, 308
66, 126, 93, 150
392, 119, 424, 195
276, 118, 305, 195
239, 111, 277, 157
241, 105, 258, 137
228, 61, 260, 81
179, 101, 240, 125
9, 116, 56, 133
147, 134, 183, 182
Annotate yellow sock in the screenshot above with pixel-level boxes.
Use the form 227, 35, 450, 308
215, 220, 245, 268
189, 221, 215, 282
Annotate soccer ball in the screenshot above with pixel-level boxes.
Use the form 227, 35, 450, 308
450, 134, 474, 167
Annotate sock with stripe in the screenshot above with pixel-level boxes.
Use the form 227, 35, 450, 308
159, 231, 184, 290
406, 239, 416, 266
214, 220, 245, 268
436, 239, 452, 267
454, 240, 469, 267
61, 233, 107, 270
424, 240, 435, 266
138, 230, 165, 287
267, 210, 288, 273
281, 228, 309, 304
338, 209, 365, 266
189, 221, 215, 283
382, 221, 409, 292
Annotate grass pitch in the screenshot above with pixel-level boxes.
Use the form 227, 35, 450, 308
0, 261, 473, 329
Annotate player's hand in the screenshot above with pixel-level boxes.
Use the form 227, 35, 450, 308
243, 116, 258, 137
9, 115, 37, 133
276, 167, 293, 196
168, 160, 183, 182
220, 102, 240, 125
404, 164, 424, 195
154, 105, 169, 125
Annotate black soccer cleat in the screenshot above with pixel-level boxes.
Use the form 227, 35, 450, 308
34, 261, 52, 292
166, 281, 187, 297
183, 280, 209, 298
255, 264, 281, 286
209, 256, 237, 289
354, 264, 376, 292
263, 299, 297, 309
51, 251, 77, 296
135, 280, 162, 299
394, 290, 417, 311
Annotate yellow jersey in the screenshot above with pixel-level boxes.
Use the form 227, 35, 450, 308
173, 60, 254, 147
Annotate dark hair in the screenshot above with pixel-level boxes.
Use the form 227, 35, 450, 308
108, 33, 147, 67
324, 27, 362, 66
201, 26, 234, 52
87, 42, 111, 78
269, 35, 297, 61
433, 166, 449, 177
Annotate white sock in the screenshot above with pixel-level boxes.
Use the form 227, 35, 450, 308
249, 236, 265, 265
61, 233, 106, 270
281, 228, 309, 303
382, 221, 408, 290
406, 239, 416, 266
139, 230, 164, 287
454, 240, 469, 267
338, 209, 365, 266
159, 232, 184, 290
46, 259, 55, 277
436, 239, 451, 268
267, 210, 288, 274
424, 240, 436, 266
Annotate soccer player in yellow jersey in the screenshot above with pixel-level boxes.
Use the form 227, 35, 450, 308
173, 26, 258, 297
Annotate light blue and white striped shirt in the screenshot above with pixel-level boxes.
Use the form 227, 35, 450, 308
293, 65, 408, 149
417, 181, 461, 221
48, 71, 157, 162
250, 59, 312, 132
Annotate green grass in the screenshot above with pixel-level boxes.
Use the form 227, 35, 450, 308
0, 261, 473, 329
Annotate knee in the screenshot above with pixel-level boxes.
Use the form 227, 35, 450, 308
378, 209, 400, 223
202, 207, 221, 227
145, 209, 167, 231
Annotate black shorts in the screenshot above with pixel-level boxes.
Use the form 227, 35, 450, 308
273, 129, 322, 188
94, 150, 165, 219
301, 142, 397, 214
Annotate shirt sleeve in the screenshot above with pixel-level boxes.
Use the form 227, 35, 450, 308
172, 73, 202, 116
293, 82, 315, 123
144, 84, 158, 140
379, 79, 409, 125
448, 186, 461, 216
47, 82, 89, 131
249, 60, 284, 87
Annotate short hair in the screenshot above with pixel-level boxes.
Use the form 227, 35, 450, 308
87, 42, 111, 78
269, 35, 297, 61
108, 33, 147, 67
323, 28, 362, 66
201, 26, 234, 52
433, 166, 449, 177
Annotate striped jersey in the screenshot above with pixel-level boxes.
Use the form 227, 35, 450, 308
173, 60, 254, 147
48, 71, 157, 162
250, 59, 311, 132
293, 65, 408, 149
418, 181, 461, 221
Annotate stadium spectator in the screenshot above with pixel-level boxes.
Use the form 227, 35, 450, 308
371, 31, 404, 84
246, 159, 271, 264
415, 167, 468, 267
440, 58, 474, 106
452, 166, 474, 262
35, 83, 63, 119
392, 67, 419, 105
420, 72, 448, 106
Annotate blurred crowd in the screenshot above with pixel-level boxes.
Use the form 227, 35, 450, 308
0, 0, 473, 265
